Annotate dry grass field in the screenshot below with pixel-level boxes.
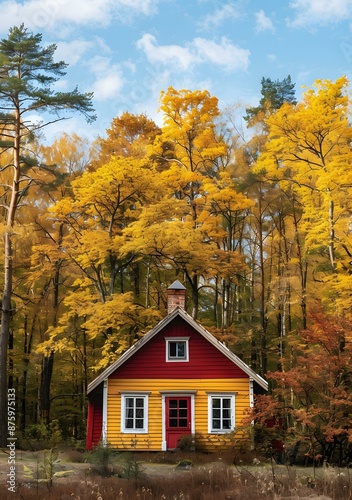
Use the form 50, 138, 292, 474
0, 447, 351, 499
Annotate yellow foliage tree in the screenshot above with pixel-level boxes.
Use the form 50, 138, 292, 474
256, 76, 352, 317
120, 88, 251, 321
91, 112, 160, 169
51, 155, 158, 300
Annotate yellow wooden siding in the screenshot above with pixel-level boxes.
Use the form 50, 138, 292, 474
107, 378, 251, 451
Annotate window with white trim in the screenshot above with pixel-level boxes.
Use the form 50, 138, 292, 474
165, 337, 189, 362
208, 394, 235, 433
121, 394, 148, 433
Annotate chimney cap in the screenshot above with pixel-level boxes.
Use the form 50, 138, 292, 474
168, 280, 186, 290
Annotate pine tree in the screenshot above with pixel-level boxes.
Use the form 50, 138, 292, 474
244, 75, 296, 125
0, 24, 95, 446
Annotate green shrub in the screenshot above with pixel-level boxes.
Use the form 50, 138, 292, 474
119, 452, 145, 479
89, 441, 118, 476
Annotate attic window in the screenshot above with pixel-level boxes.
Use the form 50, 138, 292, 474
165, 337, 189, 362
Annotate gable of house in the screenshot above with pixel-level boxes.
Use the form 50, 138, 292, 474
110, 316, 248, 380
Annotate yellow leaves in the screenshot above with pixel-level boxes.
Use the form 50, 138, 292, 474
328, 272, 352, 318
159, 87, 220, 128
193, 128, 227, 160
72, 229, 111, 269
261, 77, 352, 183
117, 92, 252, 284
49, 197, 75, 218
51, 155, 157, 230
122, 206, 246, 280
158, 87, 226, 172
40, 132, 89, 175
160, 163, 203, 191
95, 112, 160, 165
60, 287, 98, 319
36, 285, 163, 371
72, 156, 151, 210
0, 222, 11, 238
257, 76, 352, 251
202, 171, 254, 213
82, 292, 137, 339
249, 76, 352, 315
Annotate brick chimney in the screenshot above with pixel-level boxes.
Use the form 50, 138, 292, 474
167, 280, 186, 314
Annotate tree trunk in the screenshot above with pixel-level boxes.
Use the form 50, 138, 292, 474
39, 240, 62, 424
189, 274, 199, 319
222, 279, 231, 329
0, 113, 20, 446
0, 232, 13, 446
40, 352, 54, 424
21, 314, 35, 432
292, 201, 308, 329
258, 188, 267, 376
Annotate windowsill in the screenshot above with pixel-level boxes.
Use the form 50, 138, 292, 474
209, 430, 234, 434
166, 359, 189, 362
121, 430, 148, 434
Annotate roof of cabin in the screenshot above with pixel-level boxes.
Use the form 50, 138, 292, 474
87, 307, 268, 394
168, 280, 186, 290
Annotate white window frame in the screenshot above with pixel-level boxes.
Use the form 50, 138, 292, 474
121, 393, 149, 434
208, 393, 236, 433
165, 337, 190, 362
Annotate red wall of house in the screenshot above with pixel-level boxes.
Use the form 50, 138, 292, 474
110, 316, 247, 379
86, 393, 103, 450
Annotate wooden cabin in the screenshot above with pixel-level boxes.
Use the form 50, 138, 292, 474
86, 281, 268, 451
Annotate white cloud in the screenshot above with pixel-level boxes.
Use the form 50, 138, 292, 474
95, 37, 113, 54
136, 34, 250, 73
0, 0, 159, 34
51, 36, 114, 70
55, 39, 93, 66
43, 115, 96, 144
88, 56, 124, 101
193, 37, 250, 71
255, 10, 275, 33
288, 0, 352, 27
93, 72, 124, 101
52, 79, 69, 91
136, 34, 195, 70
54, 36, 113, 66
198, 3, 241, 30
116, 0, 157, 16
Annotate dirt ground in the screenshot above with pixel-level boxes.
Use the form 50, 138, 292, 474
0, 447, 197, 485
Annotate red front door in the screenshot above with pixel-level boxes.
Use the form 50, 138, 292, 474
166, 397, 191, 449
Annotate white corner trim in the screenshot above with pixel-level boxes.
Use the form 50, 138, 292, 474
249, 378, 254, 408
102, 379, 108, 446
161, 394, 166, 451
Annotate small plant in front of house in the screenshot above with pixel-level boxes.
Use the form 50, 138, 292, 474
90, 441, 118, 476
176, 458, 193, 469
177, 434, 195, 451
32, 448, 64, 489
119, 452, 145, 479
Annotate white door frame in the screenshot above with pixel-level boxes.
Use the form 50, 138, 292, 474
160, 391, 196, 451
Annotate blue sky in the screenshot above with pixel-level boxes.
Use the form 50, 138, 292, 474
1, 0, 352, 143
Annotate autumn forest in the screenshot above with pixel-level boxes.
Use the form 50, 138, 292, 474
0, 25, 351, 464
